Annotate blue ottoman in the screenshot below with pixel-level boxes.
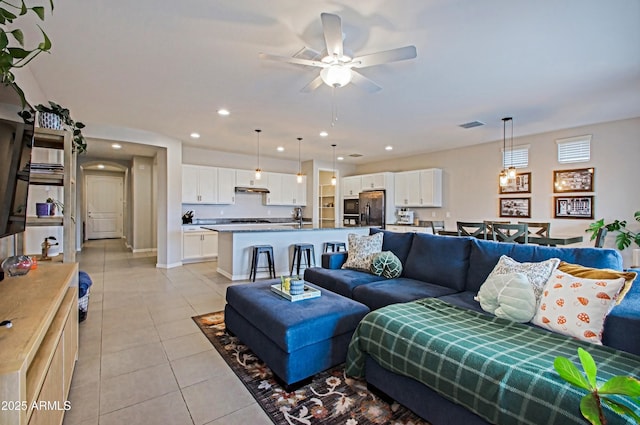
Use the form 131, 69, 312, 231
225, 280, 370, 389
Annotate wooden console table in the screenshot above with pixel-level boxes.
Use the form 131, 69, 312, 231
0, 263, 78, 425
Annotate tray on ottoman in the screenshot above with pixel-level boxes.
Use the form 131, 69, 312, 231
225, 279, 370, 390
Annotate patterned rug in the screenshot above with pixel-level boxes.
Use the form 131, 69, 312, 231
193, 311, 430, 425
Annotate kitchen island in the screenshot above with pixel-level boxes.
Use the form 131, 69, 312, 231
202, 225, 369, 280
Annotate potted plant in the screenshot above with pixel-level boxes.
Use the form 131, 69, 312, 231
45, 197, 62, 215
0, 0, 54, 106
31, 101, 87, 154
587, 211, 640, 264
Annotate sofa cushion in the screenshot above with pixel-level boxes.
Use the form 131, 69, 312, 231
438, 291, 485, 314
465, 238, 623, 293
352, 277, 458, 310
403, 233, 472, 291
531, 269, 626, 344
369, 228, 415, 266
558, 261, 636, 304
342, 232, 383, 271
483, 255, 560, 301
476, 272, 537, 323
303, 267, 385, 298
370, 251, 403, 278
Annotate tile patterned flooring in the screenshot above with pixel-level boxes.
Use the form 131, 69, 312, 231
63, 239, 272, 425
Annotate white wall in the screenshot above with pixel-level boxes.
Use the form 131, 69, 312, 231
132, 156, 155, 251
355, 117, 640, 267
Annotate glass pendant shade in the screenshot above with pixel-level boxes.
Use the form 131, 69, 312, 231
255, 168, 262, 180
254, 129, 262, 180
331, 143, 337, 185
296, 137, 303, 184
499, 170, 509, 186
507, 167, 517, 179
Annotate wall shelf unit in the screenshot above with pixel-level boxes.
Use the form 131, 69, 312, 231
319, 184, 336, 228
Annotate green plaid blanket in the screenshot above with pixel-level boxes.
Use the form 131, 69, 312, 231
346, 298, 640, 425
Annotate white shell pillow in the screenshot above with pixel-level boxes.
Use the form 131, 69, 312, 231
485, 255, 561, 301
531, 269, 626, 344
475, 272, 537, 323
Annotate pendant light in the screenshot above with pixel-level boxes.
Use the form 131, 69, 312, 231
331, 144, 337, 186
296, 137, 304, 183
254, 129, 262, 180
499, 117, 512, 187
506, 117, 516, 179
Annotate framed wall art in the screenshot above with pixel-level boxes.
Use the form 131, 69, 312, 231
499, 197, 531, 218
499, 171, 531, 194
553, 168, 594, 192
554, 195, 594, 219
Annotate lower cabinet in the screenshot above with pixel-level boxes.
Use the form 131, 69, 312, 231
182, 228, 218, 262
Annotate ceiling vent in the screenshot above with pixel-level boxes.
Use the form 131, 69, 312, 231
349, 153, 363, 158
459, 120, 485, 129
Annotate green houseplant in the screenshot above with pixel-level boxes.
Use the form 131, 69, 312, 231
586, 211, 640, 250
30, 101, 87, 153
0, 0, 54, 106
554, 347, 640, 425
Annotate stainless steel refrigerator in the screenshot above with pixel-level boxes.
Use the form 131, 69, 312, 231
359, 190, 385, 228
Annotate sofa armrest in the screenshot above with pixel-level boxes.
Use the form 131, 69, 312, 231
604, 269, 640, 355
322, 252, 348, 269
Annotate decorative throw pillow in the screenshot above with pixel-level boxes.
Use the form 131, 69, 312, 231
557, 261, 636, 305
475, 272, 537, 322
370, 251, 403, 279
342, 232, 383, 271
485, 255, 561, 301
531, 269, 626, 344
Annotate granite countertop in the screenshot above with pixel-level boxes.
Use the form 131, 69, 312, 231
183, 217, 311, 226
201, 225, 371, 233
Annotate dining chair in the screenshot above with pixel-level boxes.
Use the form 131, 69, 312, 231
484, 220, 511, 234
492, 223, 529, 244
594, 227, 608, 248
457, 222, 487, 238
428, 220, 445, 234
520, 221, 550, 238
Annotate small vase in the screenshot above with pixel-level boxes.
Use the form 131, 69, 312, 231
1, 255, 33, 277
38, 112, 62, 130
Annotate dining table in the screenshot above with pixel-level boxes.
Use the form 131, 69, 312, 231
437, 230, 583, 246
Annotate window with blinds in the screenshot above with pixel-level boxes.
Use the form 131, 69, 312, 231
502, 145, 529, 168
557, 135, 591, 163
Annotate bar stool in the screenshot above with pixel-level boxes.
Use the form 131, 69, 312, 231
249, 245, 276, 282
323, 241, 347, 253
290, 243, 316, 277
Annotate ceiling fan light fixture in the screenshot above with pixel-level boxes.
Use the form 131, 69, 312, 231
320, 65, 352, 88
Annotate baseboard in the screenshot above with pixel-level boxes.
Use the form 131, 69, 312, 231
156, 261, 183, 269
132, 248, 157, 253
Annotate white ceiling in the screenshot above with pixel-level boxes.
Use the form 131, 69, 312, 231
23, 0, 640, 165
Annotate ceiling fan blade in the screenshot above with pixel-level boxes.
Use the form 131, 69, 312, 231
300, 75, 324, 93
259, 53, 325, 68
351, 45, 417, 69
320, 13, 344, 58
350, 70, 382, 93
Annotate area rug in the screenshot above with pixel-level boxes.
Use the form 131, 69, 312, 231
193, 311, 430, 425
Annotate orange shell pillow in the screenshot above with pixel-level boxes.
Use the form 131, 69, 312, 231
531, 269, 626, 344
557, 261, 636, 304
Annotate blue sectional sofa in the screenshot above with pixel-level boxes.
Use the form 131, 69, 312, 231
303, 229, 640, 425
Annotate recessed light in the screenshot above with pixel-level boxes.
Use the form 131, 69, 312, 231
385, 145, 393, 151
319, 131, 328, 137
277, 146, 284, 152
217, 109, 230, 116
337, 156, 344, 161
97, 164, 105, 169
190, 132, 200, 139
111, 143, 122, 149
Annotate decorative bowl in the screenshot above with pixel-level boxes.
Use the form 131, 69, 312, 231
1, 255, 33, 277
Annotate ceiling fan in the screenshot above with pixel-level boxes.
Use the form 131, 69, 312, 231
259, 12, 417, 93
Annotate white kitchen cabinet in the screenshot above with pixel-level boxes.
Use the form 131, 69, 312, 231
394, 168, 442, 207
236, 169, 266, 187
217, 167, 236, 204
342, 176, 362, 198
264, 172, 306, 205
182, 227, 218, 262
360, 172, 391, 190
182, 165, 217, 204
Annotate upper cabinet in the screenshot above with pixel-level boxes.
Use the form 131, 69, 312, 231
182, 165, 235, 204
264, 172, 306, 206
342, 176, 361, 198
360, 172, 391, 191
236, 169, 266, 187
394, 168, 442, 207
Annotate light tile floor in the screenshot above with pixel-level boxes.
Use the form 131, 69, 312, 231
63, 239, 272, 425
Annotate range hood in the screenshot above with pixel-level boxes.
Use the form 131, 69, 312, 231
235, 186, 270, 194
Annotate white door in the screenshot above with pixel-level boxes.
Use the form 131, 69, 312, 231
86, 175, 123, 239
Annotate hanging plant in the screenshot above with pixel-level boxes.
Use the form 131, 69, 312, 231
0, 0, 54, 106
